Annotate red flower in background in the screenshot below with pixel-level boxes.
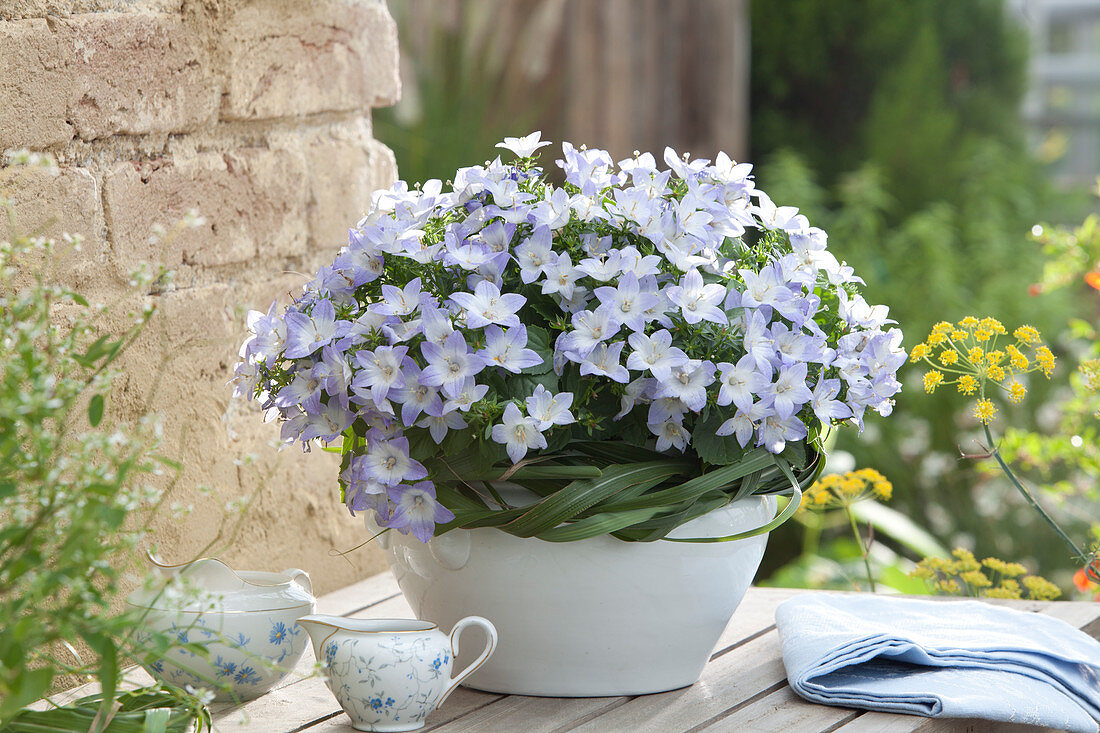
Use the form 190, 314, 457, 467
1075, 557, 1100, 601
1085, 272, 1100, 291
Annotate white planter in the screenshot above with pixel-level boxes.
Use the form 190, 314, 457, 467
372, 488, 777, 697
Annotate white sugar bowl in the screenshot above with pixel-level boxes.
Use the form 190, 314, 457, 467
126, 557, 315, 701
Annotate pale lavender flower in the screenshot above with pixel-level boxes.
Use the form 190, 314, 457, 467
529, 188, 572, 230
665, 269, 727, 325
751, 192, 808, 233
441, 378, 489, 413
743, 309, 778, 373
496, 131, 551, 158
341, 455, 387, 511
298, 394, 354, 444
716, 355, 769, 412
386, 482, 455, 543
594, 273, 659, 333
766, 362, 813, 420
241, 301, 285, 364
449, 279, 525, 329
648, 396, 688, 425
558, 308, 620, 359
391, 364, 444, 426
275, 369, 322, 410
420, 331, 484, 398
617, 377, 655, 419
626, 329, 688, 379
649, 417, 689, 452
491, 403, 547, 463
734, 265, 795, 314
362, 436, 428, 486
578, 341, 630, 383
540, 252, 582, 299
810, 378, 851, 423
477, 325, 543, 373
576, 249, 623, 282
525, 384, 575, 431
655, 359, 715, 411
371, 277, 428, 317
758, 413, 808, 454
283, 300, 351, 359
420, 306, 455, 347
716, 400, 768, 447
617, 246, 662, 278
514, 226, 554, 283
417, 411, 468, 444
313, 346, 353, 408
352, 345, 409, 408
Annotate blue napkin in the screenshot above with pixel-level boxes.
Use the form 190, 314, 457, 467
775, 593, 1100, 733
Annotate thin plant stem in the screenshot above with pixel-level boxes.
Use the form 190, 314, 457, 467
845, 504, 876, 593
982, 423, 1089, 564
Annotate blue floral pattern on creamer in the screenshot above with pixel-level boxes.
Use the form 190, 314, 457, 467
135, 610, 308, 701
320, 634, 452, 730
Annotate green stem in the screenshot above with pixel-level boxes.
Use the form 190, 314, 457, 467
845, 504, 876, 592
982, 423, 1089, 564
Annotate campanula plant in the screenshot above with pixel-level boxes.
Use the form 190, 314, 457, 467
235, 133, 906, 544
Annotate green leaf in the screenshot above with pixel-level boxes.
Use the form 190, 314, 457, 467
691, 410, 745, 466
88, 394, 105, 427
503, 461, 691, 538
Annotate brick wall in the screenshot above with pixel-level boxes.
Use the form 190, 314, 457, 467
0, 0, 400, 594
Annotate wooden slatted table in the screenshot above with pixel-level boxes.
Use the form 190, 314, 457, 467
45, 572, 1100, 732
210, 572, 1100, 733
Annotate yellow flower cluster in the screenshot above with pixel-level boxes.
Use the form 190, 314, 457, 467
911, 548, 1062, 600
803, 468, 893, 510
910, 317, 1056, 424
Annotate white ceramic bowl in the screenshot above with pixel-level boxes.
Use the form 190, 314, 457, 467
127, 569, 314, 701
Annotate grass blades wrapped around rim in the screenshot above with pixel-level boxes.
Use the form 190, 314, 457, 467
0, 686, 211, 733
429, 441, 821, 543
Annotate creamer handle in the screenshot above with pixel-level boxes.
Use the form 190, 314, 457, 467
283, 568, 313, 596
438, 616, 497, 706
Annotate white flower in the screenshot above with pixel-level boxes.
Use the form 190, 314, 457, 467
496, 131, 552, 158
514, 226, 554, 283
664, 269, 727, 325
626, 329, 688, 380
525, 384, 575, 430
649, 417, 689, 452
491, 403, 547, 463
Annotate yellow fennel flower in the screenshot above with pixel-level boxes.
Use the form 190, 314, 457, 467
928, 331, 948, 347
959, 316, 980, 329
986, 364, 1006, 382
951, 329, 968, 341
910, 343, 931, 362
924, 370, 945, 393
974, 398, 998, 424
1036, 346, 1055, 377
968, 347, 985, 364
1014, 325, 1041, 345
974, 327, 993, 342
980, 317, 1006, 335
985, 350, 1005, 365
1006, 345, 1029, 371
1007, 381, 1026, 404
939, 350, 958, 366
957, 375, 979, 395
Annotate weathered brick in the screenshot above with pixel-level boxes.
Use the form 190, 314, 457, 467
1, 164, 121, 295
220, 1, 400, 121
103, 147, 310, 273
302, 119, 398, 260
0, 13, 216, 150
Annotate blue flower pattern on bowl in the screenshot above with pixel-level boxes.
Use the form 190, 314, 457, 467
137, 610, 311, 701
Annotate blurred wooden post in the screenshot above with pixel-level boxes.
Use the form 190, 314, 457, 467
557, 0, 749, 162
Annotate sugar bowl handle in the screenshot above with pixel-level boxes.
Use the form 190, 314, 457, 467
282, 568, 313, 595
439, 616, 497, 706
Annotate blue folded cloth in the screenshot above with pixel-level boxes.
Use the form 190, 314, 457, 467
775, 593, 1100, 733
